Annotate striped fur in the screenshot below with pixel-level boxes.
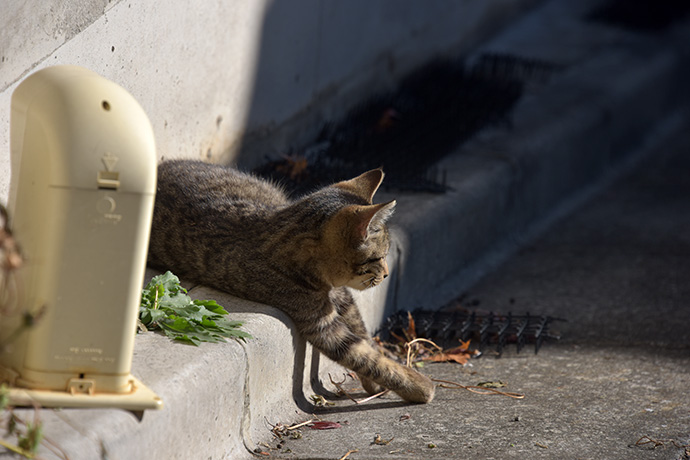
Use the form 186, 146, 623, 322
148, 160, 434, 403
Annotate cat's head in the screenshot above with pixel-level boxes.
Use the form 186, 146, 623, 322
318, 169, 396, 290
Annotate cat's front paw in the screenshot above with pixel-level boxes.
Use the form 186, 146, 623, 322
359, 375, 385, 396
397, 369, 435, 404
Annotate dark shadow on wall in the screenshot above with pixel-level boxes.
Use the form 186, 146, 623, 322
232, 1, 406, 172
231, 0, 690, 184
232, 1, 323, 171
230, 0, 548, 175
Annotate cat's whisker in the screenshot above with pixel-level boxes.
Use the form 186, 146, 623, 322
364, 276, 379, 288
360, 277, 376, 287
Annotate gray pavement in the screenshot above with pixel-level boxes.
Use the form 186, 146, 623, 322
263, 118, 690, 459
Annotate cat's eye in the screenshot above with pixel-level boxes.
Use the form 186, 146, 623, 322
363, 257, 383, 265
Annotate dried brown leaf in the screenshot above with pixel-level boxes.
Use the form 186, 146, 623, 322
423, 340, 477, 365
372, 434, 395, 445
309, 421, 342, 430
405, 311, 417, 341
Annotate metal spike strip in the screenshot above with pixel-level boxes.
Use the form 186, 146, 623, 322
376, 309, 564, 356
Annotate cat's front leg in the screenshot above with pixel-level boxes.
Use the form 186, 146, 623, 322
329, 288, 396, 397
299, 307, 435, 403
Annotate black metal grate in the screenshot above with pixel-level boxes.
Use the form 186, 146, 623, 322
254, 53, 562, 197
376, 308, 565, 356
586, 0, 690, 33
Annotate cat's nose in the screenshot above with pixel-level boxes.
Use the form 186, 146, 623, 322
382, 260, 389, 278
383, 273, 388, 279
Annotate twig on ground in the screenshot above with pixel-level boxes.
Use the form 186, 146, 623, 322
328, 374, 388, 404
265, 416, 317, 440
432, 378, 525, 399
287, 419, 316, 431
636, 436, 665, 448
354, 390, 390, 404
404, 338, 443, 367
404, 337, 525, 399
635, 435, 689, 449
338, 449, 358, 460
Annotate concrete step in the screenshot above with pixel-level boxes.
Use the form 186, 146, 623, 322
10, 0, 689, 458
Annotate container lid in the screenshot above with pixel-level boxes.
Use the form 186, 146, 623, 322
11, 66, 157, 194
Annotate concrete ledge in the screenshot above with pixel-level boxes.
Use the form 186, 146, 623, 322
186, 286, 316, 452
9, 1, 690, 459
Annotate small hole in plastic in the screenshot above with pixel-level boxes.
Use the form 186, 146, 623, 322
102, 100, 111, 111
79, 373, 85, 379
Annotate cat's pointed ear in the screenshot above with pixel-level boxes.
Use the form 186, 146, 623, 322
351, 199, 396, 241
335, 168, 385, 204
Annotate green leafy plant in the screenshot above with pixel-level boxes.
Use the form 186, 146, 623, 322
139, 271, 251, 346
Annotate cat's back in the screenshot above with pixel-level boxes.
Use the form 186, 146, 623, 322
148, 160, 290, 276
156, 160, 289, 213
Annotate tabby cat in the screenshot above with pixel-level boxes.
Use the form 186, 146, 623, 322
147, 160, 435, 403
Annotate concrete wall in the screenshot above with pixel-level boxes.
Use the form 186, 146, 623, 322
0, 0, 541, 205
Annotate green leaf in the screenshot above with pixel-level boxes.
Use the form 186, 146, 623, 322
147, 271, 186, 295
193, 299, 228, 315
161, 316, 196, 333
160, 293, 194, 310
149, 309, 167, 324
138, 271, 252, 345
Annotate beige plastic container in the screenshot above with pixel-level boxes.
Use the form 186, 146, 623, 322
1, 66, 161, 409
